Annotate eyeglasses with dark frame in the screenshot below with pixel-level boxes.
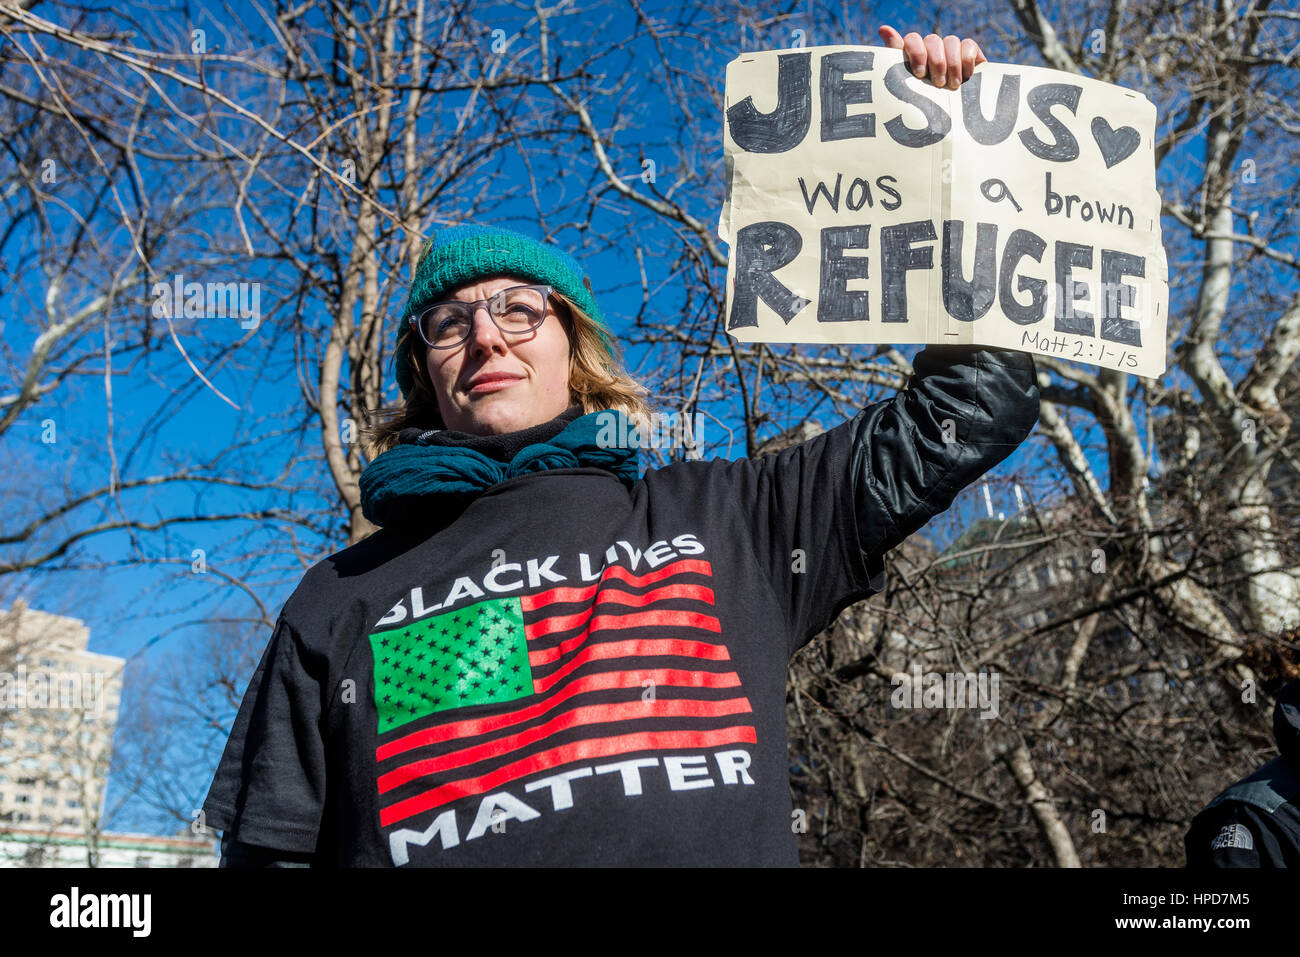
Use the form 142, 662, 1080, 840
410, 284, 555, 350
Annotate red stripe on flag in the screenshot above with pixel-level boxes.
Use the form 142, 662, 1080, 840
377, 668, 743, 761
593, 583, 716, 608
524, 608, 594, 639
528, 609, 723, 666
528, 631, 589, 667
534, 638, 731, 693
521, 561, 715, 616
521, 582, 600, 609
379, 725, 759, 826
597, 559, 712, 588
589, 609, 721, 633
524, 583, 716, 619
378, 697, 755, 792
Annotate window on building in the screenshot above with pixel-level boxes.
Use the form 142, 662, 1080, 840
65, 799, 80, 809
38, 814, 51, 823
14, 793, 30, 803
16, 812, 30, 822
60, 817, 77, 826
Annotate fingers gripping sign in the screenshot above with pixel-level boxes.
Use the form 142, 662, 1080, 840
877, 25, 987, 90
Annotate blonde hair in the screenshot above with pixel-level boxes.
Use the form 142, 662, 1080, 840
364, 293, 655, 458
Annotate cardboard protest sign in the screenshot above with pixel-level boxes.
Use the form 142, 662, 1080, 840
719, 46, 1169, 377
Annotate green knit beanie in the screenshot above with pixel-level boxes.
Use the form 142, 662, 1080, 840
394, 224, 615, 399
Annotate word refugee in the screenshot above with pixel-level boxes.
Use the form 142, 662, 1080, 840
728, 216, 1147, 347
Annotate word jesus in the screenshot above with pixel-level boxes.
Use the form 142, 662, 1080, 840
729, 50, 1118, 166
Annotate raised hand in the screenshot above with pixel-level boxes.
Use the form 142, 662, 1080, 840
878, 25, 987, 90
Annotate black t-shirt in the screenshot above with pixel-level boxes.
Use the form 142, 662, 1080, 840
202, 415, 880, 866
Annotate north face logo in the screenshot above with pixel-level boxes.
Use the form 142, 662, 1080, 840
1210, 822, 1254, 850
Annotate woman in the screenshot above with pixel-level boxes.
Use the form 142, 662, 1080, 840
204, 28, 1040, 866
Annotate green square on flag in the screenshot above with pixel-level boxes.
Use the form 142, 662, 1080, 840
369, 596, 533, 732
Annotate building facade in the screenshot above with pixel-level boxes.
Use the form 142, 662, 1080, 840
0, 825, 217, 867
0, 599, 219, 866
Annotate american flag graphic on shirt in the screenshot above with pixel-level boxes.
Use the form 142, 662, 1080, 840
367, 557, 757, 829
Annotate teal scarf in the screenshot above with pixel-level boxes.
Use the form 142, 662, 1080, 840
360, 409, 641, 527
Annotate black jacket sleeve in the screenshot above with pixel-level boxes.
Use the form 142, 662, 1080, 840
1184, 801, 1295, 868
850, 344, 1040, 568
690, 343, 1038, 657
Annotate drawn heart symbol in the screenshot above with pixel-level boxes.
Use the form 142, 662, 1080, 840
1091, 118, 1141, 168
